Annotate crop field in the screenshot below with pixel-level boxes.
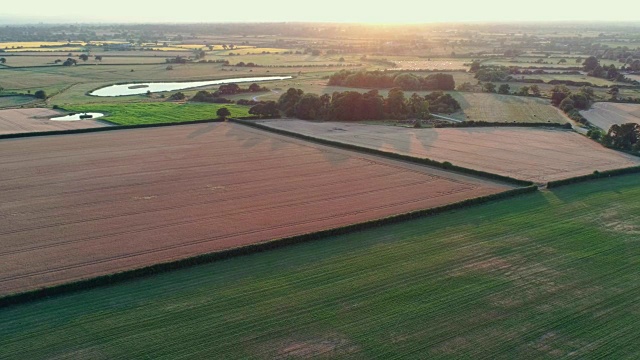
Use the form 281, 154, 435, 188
0, 41, 78, 49
0, 122, 509, 296
2, 174, 639, 359
0, 64, 299, 101
449, 92, 568, 123
0, 96, 38, 109
63, 103, 250, 125
0, 55, 166, 67
513, 73, 618, 87
391, 59, 469, 70
0, 108, 108, 134
258, 119, 640, 183
580, 102, 640, 131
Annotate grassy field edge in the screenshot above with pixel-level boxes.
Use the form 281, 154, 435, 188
547, 165, 640, 188
0, 185, 537, 308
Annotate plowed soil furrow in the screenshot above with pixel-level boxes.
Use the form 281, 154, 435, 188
0, 122, 510, 295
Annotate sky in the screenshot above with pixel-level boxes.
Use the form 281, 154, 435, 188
3, 0, 640, 24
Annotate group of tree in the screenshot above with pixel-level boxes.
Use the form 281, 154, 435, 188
190, 90, 233, 103
269, 87, 460, 122
328, 70, 456, 91
189, 83, 268, 103
549, 85, 594, 124
62, 58, 77, 66
582, 56, 622, 81
166, 56, 188, 64
602, 123, 640, 152
217, 83, 268, 95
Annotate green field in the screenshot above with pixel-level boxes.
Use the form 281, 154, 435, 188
2, 175, 639, 359
0, 95, 39, 108
64, 102, 251, 125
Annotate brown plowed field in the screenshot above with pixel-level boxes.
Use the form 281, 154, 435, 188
0, 108, 108, 135
0, 122, 510, 296
258, 120, 640, 184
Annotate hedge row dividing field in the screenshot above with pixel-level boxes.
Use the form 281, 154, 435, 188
256, 119, 640, 184
1, 175, 639, 359
0, 122, 510, 296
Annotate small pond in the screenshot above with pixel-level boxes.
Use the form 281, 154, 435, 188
89, 76, 293, 97
50, 112, 105, 121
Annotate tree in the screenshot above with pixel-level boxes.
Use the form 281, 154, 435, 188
216, 107, 231, 120
483, 82, 496, 93
550, 85, 571, 107
293, 94, 323, 120
277, 88, 304, 116
94, 55, 103, 62
557, 58, 567, 64
529, 85, 541, 97
603, 123, 640, 150
248, 83, 262, 92
385, 88, 407, 118
63, 58, 77, 66
0, 57, 6, 64
34, 90, 47, 99
559, 97, 575, 112
569, 93, 589, 110
516, 86, 530, 96
249, 101, 280, 118
79, 54, 89, 62
582, 56, 600, 72
498, 84, 511, 94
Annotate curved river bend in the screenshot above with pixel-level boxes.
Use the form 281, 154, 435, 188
90, 76, 293, 97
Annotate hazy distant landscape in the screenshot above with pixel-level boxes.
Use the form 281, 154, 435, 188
1, 8, 640, 359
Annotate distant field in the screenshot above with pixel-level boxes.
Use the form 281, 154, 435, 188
483, 59, 579, 69
0, 63, 297, 96
64, 103, 251, 125
514, 74, 618, 87
0, 96, 38, 109
2, 174, 639, 359
258, 119, 640, 183
391, 59, 469, 70
449, 92, 567, 123
0, 108, 107, 134
580, 102, 640, 130
0, 122, 509, 295
3, 47, 85, 53
0, 41, 79, 49
0, 55, 166, 67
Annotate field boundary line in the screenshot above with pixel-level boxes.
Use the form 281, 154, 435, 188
0, 185, 537, 308
0, 118, 225, 140
229, 118, 535, 187
546, 165, 640, 188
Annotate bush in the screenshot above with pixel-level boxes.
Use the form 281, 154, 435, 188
34, 90, 47, 99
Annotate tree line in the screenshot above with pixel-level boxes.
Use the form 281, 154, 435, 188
244, 88, 460, 122
328, 70, 456, 91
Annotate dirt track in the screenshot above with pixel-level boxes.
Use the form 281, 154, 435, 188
0, 122, 509, 295
0, 108, 108, 135
258, 119, 640, 183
